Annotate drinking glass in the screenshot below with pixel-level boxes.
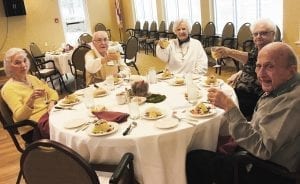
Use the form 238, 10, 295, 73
106, 75, 115, 91
147, 67, 157, 84
211, 47, 221, 68
128, 100, 140, 120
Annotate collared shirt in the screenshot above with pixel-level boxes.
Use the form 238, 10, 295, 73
224, 73, 300, 172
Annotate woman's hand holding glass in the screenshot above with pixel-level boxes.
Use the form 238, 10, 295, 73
158, 38, 169, 49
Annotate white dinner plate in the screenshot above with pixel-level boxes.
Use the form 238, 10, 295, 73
157, 73, 173, 80
64, 119, 86, 129
94, 92, 108, 98
114, 78, 123, 85
200, 79, 222, 87
169, 79, 185, 86
154, 118, 178, 129
131, 96, 147, 105
142, 109, 165, 120
87, 122, 119, 136
187, 108, 217, 118
59, 100, 80, 106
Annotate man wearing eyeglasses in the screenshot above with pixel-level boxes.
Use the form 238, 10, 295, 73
85, 31, 130, 85
214, 19, 276, 121
187, 42, 300, 184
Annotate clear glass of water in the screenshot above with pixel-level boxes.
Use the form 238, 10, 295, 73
128, 100, 140, 120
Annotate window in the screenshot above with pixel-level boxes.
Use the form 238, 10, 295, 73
133, 0, 157, 25
58, 0, 90, 45
213, 0, 283, 35
164, 0, 201, 27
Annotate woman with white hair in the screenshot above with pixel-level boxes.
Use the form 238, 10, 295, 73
1, 48, 58, 142
156, 19, 208, 74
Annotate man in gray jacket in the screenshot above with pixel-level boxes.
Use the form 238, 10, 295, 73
186, 42, 300, 184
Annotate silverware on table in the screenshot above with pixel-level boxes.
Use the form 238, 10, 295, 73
172, 111, 197, 126
54, 106, 75, 110
123, 121, 137, 136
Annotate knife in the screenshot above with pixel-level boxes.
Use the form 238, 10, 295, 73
54, 106, 75, 110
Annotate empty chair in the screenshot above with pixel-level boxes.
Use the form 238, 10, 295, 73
24, 49, 68, 93
166, 21, 176, 39
208, 22, 235, 74
137, 21, 149, 51
123, 36, 140, 74
274, 25, 282, 42
20, 139, 135, 184
95, 23, 112, 40
201, 22, 216, 48
68, 45, 91, 89
78, 33, 93, 45
233, 22, 254, 71
125, 20, 141, 37
29, 42, 46, 66
145, 21, 158, 55
157, 20, 167, 39
190, 21, 202, 41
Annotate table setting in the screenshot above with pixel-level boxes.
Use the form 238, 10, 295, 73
49, 72, 238, 184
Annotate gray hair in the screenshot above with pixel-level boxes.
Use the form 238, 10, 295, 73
172, 19, 191, 33
3, 48, 30, 77
250, 18, 276, 35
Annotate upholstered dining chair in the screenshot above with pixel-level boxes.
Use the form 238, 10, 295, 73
78, 33, 93, 45
190, 21, 202, 41
125, 20, 141, 37
95, 23, 112, 40
166, 21, 176, 40
275, 25, 282, 42
0, 85, 40, 184
145, 21, 158, 55
232, 151, 300, 184
137, 21, 149, 52
233, 22, 254, 71
20, 139, 134, 184
24, 49, 68, 93
20, 139, 135, 184
157, 20, 167, 39
123, 36, 140, 75
201, 22, 216, 48
29, 42, 47, 67
68, 45, 91, 89
206, 22, 235, 75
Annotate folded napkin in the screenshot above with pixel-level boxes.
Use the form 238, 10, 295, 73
92, 111, 129, 123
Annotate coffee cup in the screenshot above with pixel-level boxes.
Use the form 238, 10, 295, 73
116, 92, 127, 105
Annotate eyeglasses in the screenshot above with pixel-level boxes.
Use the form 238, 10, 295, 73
252, 31, 274, 37
93, 38, 108, 43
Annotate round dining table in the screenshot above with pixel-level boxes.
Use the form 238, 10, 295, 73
49, 75, 238, 184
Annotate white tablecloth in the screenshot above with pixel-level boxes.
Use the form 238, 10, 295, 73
45, 51, 73, 75
49, 77, 237, 184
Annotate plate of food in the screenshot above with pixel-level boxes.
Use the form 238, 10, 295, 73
114, 77, 123, 85
157, 69, 173, 80
93, 88, 108, 98
169, 78, 185, 86
201, 75, 222, 87
64, 118, 86, 129
187, 102, 216, 118
131, 96, 147, 105
87, 120, 119, 136
142, 107, 165, 120
59, 94, 80, 106
154, 117, 178, 129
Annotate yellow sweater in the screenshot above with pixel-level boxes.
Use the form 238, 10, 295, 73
1, 75, 59, 134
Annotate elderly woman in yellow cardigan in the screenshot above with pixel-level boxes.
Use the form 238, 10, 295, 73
1, 48, 59, 142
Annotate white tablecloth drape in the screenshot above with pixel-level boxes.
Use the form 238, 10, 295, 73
45, 51, 73, 75
49, 77, 237, 184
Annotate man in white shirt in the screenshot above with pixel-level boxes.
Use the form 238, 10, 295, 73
85, 31, 130, 85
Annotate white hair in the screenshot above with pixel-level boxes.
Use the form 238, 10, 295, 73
3, 48, 30, 77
